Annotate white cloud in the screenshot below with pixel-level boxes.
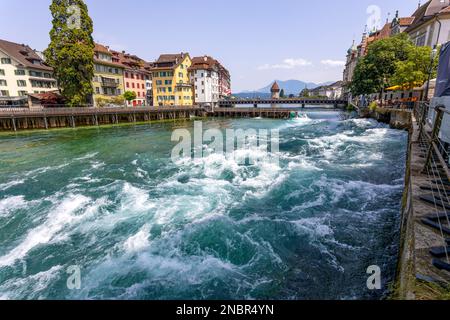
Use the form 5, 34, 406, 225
257, 58, 312, 70
321, 59, 345, 67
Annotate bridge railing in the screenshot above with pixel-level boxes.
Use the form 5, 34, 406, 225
0, 105, 202, 115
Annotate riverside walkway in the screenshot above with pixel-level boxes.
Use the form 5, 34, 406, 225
0, 105, 344, 131
0, 106, 204, 131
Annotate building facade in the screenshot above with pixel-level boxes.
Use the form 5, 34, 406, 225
93, 43, 125, 106
151, 53, 193, 106
189, 56, 220, 105
115, 51, 151, 107
406, 0, 450, 47
0, 39, 57, 101
218, 64, 231, 99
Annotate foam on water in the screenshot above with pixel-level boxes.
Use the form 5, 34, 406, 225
0, 111, 407, 299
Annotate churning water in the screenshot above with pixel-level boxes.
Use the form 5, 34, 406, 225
0, 111, 407, 300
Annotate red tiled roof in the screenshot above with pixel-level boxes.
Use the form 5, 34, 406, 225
0, 38, 53, 71
399, 17, 415, 26
94, 43, 110, 54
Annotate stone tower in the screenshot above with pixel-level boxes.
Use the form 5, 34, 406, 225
271, 81, 280, 99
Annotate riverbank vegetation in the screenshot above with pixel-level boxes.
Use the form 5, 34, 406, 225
44, 0, 95, 106
350, 33, 439, 96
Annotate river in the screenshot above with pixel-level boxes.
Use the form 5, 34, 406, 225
0, 110, 407, 300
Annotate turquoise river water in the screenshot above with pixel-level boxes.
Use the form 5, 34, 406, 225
0, 110, 407, 300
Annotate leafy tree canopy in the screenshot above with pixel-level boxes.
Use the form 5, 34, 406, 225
350, 33, 417, 96
45, 0, 95, 106
124, 91, 137, 102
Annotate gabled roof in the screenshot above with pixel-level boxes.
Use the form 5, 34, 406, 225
112, 50, 151, 74
0, 38, 53, 71
398, 17, 415, 26
152, 53, 190, 71
189, 56, 219, 71
405, 0, 449, 33
94, 43, 111, 55
93, 43, 125, 68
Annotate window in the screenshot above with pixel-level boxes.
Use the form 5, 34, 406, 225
1, 58, 11, 64
156, 80, 162, 85
125, 72, 129, 78
15, 69, 26, 76
178, 72, 183, 78
165, 80, 172, 85
132, 83, 135, 88
138, 92, 141, 97
29, 71, 43, 77
95, 87, 100, 94
0, 80, 7, 86
126, 82, 130, 88
0, 69, 4, 76
18, 90, 27, 96
0, 90, 9, 96
17, 80, 27, 87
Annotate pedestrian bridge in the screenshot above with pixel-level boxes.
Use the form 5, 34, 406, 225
218, 98, 347, 108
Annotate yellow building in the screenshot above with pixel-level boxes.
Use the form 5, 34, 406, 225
93, 43, 125, 107
151, 53, 193, 106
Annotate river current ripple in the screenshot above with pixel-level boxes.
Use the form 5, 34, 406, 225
0, 111, 407, 300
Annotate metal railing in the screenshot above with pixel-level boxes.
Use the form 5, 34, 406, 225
414, 101, 450, 268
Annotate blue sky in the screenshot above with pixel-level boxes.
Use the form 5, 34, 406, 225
0, 0, 419, 92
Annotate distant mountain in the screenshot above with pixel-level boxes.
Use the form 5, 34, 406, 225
258, 80, 318, 94
234, 80, 338, 98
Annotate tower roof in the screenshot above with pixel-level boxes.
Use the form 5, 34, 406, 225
271, 81, 280, 92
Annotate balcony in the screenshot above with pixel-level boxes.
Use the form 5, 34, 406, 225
102, 77, 118, 87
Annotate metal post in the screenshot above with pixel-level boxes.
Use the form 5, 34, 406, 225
423, 106, 444, 172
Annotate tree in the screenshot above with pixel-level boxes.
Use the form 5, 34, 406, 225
300, 88, 310, 97
124, 91, 137, 103
391, 46, 439, 90
280, 89, 285, 98
45, 0, 95, 106
350, 33, 414, 96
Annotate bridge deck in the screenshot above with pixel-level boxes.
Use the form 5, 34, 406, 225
219, 99, 346, 106
0, 106, 202, 119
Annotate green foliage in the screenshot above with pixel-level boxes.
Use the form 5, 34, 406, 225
111, 95, 125, 106
299, 88, 310, 97
45, 0, 95, 106
350, 33, 415, 96
123, 91, 137, 102
95, 95, 125, 108
391, 46, 439, 90
279, 89, 285, 98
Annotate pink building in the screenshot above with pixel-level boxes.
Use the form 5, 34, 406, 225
114, 51, 151, 107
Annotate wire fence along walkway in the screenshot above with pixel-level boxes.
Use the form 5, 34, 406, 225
415, 102, 450, 273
